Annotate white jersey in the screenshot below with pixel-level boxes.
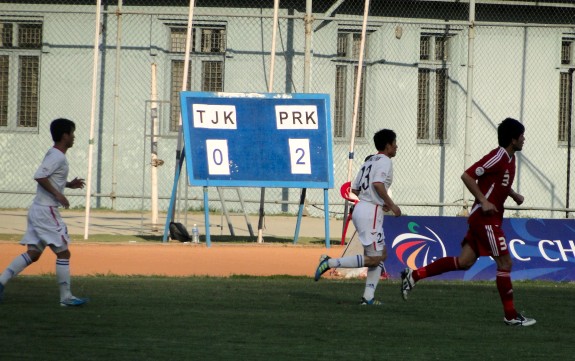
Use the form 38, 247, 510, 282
351, 153, 393, 206
33, 147, 69, 207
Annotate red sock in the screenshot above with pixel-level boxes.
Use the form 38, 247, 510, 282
413, 257, 459, 282
496, 269, 517, 320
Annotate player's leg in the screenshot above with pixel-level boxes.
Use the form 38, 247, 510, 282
0, 207, 44, 302
39, 207, 88, 307
491, 240, 535, 326
315, 202, 379, 281
401, 239, 477, 300
361, 245, 386, 305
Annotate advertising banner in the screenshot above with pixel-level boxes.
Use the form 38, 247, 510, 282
382, 216, 575, 281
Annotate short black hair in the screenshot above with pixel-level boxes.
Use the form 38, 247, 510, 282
50, 118, 76, 142
373, 129, 396, 151
497, 118, 524, 147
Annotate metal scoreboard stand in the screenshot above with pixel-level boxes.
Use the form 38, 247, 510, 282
163, 92, 334, 247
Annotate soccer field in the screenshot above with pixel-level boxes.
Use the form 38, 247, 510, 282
0, 276, 572, 361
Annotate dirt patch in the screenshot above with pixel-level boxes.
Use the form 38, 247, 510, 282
0, 242, 344, 277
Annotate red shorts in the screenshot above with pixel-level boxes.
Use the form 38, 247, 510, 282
462, 223, 509, 257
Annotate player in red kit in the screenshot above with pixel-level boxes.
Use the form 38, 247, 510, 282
400, 118, 535, 327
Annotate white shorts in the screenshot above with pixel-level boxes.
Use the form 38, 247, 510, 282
20, 203, 70, 253
351, 201, 385, 251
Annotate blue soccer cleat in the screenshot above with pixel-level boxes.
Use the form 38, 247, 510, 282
314, 255, 331, 281
60, 296, 89, 307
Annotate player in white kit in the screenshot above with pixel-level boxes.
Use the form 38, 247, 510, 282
0, 118, 88, 307
314, 129, 401, 305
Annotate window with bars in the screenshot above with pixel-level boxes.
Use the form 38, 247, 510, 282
417, 33, 450, 143
168, 25, 226, 132
559, 38, 574, 145
0, 21, 42, 131
333, 30, 369, 139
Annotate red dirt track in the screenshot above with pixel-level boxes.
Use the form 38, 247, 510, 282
0, 242, 330, 277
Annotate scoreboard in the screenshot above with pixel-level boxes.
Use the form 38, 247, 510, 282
180, 92, 334, 189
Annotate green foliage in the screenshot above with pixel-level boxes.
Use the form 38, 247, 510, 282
0, 276, 573, 361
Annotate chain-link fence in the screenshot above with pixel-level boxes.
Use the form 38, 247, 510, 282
0, 0, 574, 224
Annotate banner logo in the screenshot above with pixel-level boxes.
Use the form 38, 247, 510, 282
391, 221, 447, 269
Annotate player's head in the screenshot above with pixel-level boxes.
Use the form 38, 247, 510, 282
374, 129, 397, 154
497, 118, 525, 148
50, 118, 76, 143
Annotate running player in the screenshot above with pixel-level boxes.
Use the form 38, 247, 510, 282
315, 129, 401, 305
0, 118, 88, 307
400, 117, 535, 326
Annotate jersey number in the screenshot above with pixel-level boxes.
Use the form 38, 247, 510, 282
358, 164, 372, 191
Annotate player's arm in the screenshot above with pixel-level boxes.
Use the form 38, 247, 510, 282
374, 182, 401, 216
36, 177, 69, 208
509, 188, 524, 205
461, 172, 497, 214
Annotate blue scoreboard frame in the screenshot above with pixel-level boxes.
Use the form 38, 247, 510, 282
180, 91, 334, 188
173, 91, 334, 247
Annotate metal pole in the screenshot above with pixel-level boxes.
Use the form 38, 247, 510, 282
84, 0, 103, 240
345, 0, 370, 183
257, 0, 280, 243
172, 0, 195, 222
462, 0, 476, 213
110, 0, 123, 210
566, 68, 574, 218
150, 63, 160, 231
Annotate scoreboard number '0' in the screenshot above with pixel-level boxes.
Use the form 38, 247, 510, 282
206, 139, 230, 175
288, 138, 311, 174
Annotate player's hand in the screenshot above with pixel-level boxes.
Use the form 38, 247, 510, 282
68, 177, 85, 189
480, 200, 497, 215
56, 194, 70, 209
389, 204, 401, 217
511, 192, 524, 205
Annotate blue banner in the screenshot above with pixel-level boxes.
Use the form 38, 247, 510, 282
383, 216, 575, 281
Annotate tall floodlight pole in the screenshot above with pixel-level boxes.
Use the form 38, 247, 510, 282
341, 0, 370, 240
462, 0, 476, 213
84, 0, 103, 240
257, 0, 280, 243
345, 0, 370, 183
172, 0, 195, 221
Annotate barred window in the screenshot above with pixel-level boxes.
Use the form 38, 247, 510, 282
334, 65, 347, 138
170, 60, 192, 132
170, 26, 225, 54
417, 32, 451, 143
0, 21, 42, 132
561, 41, 571, 65
18, 24, 42, 49
559, 38, 575, 145
558, 72, 570, 143
0, 55, 8, 126
201, 28, 225, 53
334, 30, 370, 139
18, 56, 39, 127
417, 69, 430, 140
202, 61, 223, 92
0, 23, 13, 48
353, 65, 366, 138
168, 24, 227, 132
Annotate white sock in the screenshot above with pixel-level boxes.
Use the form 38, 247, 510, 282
328, 255, 364, 268
363, 266, 381, 301
56, 258, 72, 301
0, 253, 32, 285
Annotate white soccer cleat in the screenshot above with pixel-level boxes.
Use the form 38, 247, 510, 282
504, 313, 536, 327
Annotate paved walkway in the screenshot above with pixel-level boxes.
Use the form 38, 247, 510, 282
0, 209, 345, 242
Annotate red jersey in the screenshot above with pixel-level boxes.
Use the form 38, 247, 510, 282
465, 147, 515, 226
